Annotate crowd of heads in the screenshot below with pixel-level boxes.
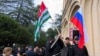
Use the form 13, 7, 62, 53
0, 45, 46, 56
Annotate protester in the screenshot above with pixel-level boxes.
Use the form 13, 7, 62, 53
61, 37, 74, 56
17, 47, 25, 56
73, 36, 89, 56
22, 46, 29, 56
51, 35, 64, 56
12, 46, 17, 56
45, 38, 54, 56
45, 34, 64, 56
38, 48, 44, 56
16, 47, 21, 56
33, 46, 40, 56
25, 46, 28, 51
41, 47, 45, 56
0, 47, 13, 56
25, 46, 34, 56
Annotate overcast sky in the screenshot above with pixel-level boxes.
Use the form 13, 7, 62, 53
34, 0, 63, 31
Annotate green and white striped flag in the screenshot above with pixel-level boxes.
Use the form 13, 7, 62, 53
34, 2, 51, 41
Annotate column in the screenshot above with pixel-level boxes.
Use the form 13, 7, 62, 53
92, 0, 100, 56
84, 0, 94, 56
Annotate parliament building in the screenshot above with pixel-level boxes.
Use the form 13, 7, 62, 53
62, 0, 100, 56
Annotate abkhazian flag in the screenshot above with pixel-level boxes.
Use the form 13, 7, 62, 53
71, 8, 88, 48
34, 2, 51, 41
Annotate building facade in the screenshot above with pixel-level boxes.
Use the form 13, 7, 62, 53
62, 0, 100, 56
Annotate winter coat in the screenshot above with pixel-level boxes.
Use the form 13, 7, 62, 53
61, 44, 74, 56
45, 41, 53, 56
45, 38, 64, 56
73, 44, 89, 56
26, 50, 34, 56
51, 38, 64, 56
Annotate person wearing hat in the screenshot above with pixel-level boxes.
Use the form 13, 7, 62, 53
73, 36, 89, 56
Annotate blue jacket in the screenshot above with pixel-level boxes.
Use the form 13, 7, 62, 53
26, 50, 34, 56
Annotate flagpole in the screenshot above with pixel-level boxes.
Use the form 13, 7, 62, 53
50, 16, 70, 48
50, 18, 69, 48
50, 18, 61, 48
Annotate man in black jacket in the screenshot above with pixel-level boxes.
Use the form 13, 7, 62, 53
45, 35, 64, 56
61, 37, 74, 56
45, 38, 54, 56
51, 36, 64, 56
73, 37, 89, 56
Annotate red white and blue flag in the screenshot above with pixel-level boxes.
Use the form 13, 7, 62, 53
71, 8, 88, 48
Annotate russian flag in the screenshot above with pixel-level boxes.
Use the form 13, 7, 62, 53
71, 8, 88, 48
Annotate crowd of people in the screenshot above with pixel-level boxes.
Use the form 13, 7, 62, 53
0, 34, 89, 56
0, 45, 45, 56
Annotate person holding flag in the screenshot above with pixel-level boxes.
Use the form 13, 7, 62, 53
70, 8, 89, 56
